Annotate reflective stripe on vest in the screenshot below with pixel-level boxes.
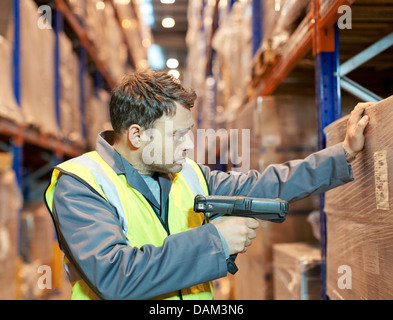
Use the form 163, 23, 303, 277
45, 151, 212, 300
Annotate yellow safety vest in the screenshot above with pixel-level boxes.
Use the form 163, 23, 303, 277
45, 151, 213, 300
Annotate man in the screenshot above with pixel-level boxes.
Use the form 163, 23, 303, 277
45, 69, 372, 300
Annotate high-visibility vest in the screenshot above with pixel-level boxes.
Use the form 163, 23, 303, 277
45, 151, 213, 300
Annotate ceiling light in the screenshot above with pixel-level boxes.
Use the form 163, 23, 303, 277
148, 44, 165, 70
166, 58, 179, 69
160, 0, 175, 3
96, 1, 105, 10
162, 17, 175, 28
114, 0, 131, 5
139, 1, 155, 27
142, 38, 151, 47
168, 70, 180, 79
122, 19, 132, 29
274, 0, 281, 11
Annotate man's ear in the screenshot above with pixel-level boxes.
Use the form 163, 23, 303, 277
127, 124, 142, 148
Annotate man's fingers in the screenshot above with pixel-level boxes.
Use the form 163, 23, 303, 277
246, 217, 259, 229
348, 102, 375, 127
355, 115, 369, 134
248, 229, 257, 240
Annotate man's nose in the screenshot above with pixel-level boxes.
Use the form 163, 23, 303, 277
182, 133, 194, 151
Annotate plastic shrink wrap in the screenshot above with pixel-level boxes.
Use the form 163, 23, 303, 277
0, 0, 13, 42
0, 36, 23, 125
85, 88, 112, 149
324, 95, 393, 300
273, 243, 321, 300
0, 153, 22, 300
67, 0, 129, 79
59, 32, 83, 143
20, 0, 59, 137
20, 202, 55, 299
211, 1, 253, 105
254, 0, 310, 77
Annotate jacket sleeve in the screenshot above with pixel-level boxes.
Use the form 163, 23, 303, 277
52, 174, 228, 300
200, 143, 354, 201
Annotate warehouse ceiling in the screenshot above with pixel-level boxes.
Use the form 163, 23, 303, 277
149, 0, 189, 74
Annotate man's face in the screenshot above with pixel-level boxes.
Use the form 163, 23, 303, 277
140, 103, 194, 174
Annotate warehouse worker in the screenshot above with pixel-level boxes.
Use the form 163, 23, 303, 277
45, 69, 373, 300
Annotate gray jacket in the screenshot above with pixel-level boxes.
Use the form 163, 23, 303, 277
50, 131, 353, 299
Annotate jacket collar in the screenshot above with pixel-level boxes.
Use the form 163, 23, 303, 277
96, 131, 173, 209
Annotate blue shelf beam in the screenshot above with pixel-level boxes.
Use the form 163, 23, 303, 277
54, 9, 64, 133
314, 19, 341, 300
338, 32, 393, 102
340, 32, 393, 77
252, 0, 263, 57
79, 47, 87, 140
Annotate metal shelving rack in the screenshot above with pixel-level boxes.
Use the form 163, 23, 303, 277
249, 0, 352, 298
250, 0, 391, 299
2, 0, 143, 297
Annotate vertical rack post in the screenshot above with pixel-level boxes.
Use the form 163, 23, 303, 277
52, 6, 64, 291
314, 0, 341, 300
251, 0, 262, 57
54, 8, 63, 133
79, 0, 87, 141
79, 47, 87, 140
12, 0, 23, 300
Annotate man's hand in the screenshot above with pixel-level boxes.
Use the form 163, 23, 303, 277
343, 102, 375, 160
210, 216, 259, 255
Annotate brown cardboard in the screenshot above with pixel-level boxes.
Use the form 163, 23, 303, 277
324, 95, 393, 300
273, 242, 321, 300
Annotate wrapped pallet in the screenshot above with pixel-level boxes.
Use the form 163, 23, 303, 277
20, 0, 58, 137
0, 36, 23, 125
0, 0, 13, 41
69, 0, 128, 80
85, 89, 112, 149
59, 32, 83, 143
231, 95, 319, 300
273, 243, 321, 300
211, 0, 253, 105
20, 202, 55, 299
0, 153, 22, 300
324, 95, 393, 300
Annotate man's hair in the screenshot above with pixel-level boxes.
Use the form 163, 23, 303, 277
109, 69, 197, 134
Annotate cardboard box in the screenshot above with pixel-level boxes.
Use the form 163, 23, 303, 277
0, 169, 22, 299
233, 213, 318, 300
273, 242, 321, 300
231, 95, 319, 300
324, 95, 393, 300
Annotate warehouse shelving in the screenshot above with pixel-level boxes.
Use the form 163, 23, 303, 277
193, 0, 393, 299
0, 0, 146, 298
252, 0, 353, 97
249, 0, 393, 299
3, 0, 137, 194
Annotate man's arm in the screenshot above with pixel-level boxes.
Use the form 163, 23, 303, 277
200, 102, 374, 202
200, 142, 353, 202
52, 174, 228, 300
